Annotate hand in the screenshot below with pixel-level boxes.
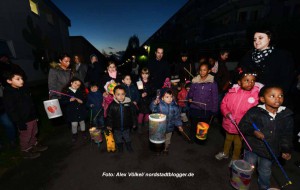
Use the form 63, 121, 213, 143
226, 113, 232, 119
18, 123, 27, 131
142, 92, 147, 98
254, 131, 264, 140
90, 104, 94, 108
282, 153, 291, 160
70, 97, 76, 102
154, 99, 160, 105
188, 99, 192, 103
133, 101, 137, 105
178, 126, 183, 132
133, 125, 136, 129
103, 92, 108, 97
107, 126, 112, 131
76, 98, 83, 104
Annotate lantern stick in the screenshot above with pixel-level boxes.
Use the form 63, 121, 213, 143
184, 67, 194, 78
49, 90, 74, 98
180, 130, 191, 142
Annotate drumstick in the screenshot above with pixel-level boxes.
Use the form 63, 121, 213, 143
180, 130, 191, 142
252, 122, 292, 187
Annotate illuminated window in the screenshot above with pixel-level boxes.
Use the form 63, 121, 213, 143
29, 0, 39, 15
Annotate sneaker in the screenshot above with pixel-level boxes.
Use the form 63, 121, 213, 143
215, 152, 229, 160
32, 144, 48, 152
22, 151, 40, 159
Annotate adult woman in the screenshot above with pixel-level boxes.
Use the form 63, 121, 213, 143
239, 29, 294, 93
48, 53, 72, 99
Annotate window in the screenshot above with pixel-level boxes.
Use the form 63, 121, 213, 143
29, 0, 39, 15
0, 39, 16, 58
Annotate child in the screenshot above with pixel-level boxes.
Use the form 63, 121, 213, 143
239, 85, 293, 190
137, 68, 155, 133
215, 70, 263, 165
3, 71, 47, 159
86, 82, 104, 130
150, 88, 183, 154
106, 85, 137, 152
61, 77, 87, 142
177, 82, 191, 123
187, 62, 218, 142
121, 74, 139, 107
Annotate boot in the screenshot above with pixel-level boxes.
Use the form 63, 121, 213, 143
125, 142, 134, 153
116, 143, 123, 153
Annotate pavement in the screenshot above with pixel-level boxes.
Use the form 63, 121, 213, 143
0, 118, 299, 190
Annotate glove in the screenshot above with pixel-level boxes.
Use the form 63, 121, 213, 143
17, 123, 27, 131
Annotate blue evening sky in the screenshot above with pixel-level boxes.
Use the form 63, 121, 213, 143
52, 0, 188, 54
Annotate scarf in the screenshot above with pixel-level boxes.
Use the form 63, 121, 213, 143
108, 70, 117, 79
252, 46, 274, 67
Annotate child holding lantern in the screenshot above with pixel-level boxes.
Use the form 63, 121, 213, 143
150, 88, 183, 154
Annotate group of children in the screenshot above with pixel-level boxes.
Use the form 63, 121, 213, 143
1, 60, 294, 189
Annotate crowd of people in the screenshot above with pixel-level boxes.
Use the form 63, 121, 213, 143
1, 29, 300, 190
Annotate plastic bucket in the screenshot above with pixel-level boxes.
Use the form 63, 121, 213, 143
149, 114, 166, 144
230, 160, 254, 190
43, 99, 63, 119
196, 122, 210, 140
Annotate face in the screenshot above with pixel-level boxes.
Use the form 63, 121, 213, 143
70, 80, 81, 90
122, 76, 131, 86
7, 75, 23, 88
162, 93, 173, 104
59, 56, 71, 70
155, 48, 164, 61
90, 86, 98, 92
208, 58, 215, 66
253, 32, 270, 50
220, 52, 229, 61
181, 56, 188, 62
114, 89, 126, 102
238, 75, 256, 91
141, 72, 149, 80
107, 63, 116, 73
199, 64, 210, 79
260, 88, 284, 112
74, 56, 80, 64
91, 56, 98, 63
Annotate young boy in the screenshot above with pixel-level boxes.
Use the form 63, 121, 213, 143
86, 82, 104, 130
106, 85, 137, 153
3, 71, 47, 159
121, 74, 140, 106
150, 88, 183, 154
239, 85, 293, 190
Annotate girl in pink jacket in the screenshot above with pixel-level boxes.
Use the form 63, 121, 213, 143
215, 70, 263, 165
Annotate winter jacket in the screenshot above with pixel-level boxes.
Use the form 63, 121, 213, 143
137, 79, 155, 114
86, 90, 103, 114
221, 83, 263, 134
60, 88, 87, 122
177, 88, 188, 107
212, 60, 230, 93
106, 97, 137, 130
147, 59, 170, 90
73, 63, 88, 84
84, 61, 105, 86
188, 74, 218, 114
149, 100, 182, 133
239, 106, 293, 160
172, 61, 195, 82
3, 85, 37, 126
121, 83, 140, 103
48, 63, 72, 99
239, 49, 294, 93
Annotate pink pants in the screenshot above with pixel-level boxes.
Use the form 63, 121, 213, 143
19, 120, 38, 151
138, 113, 149, 125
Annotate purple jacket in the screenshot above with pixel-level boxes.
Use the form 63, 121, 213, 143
187, 74, 218, 113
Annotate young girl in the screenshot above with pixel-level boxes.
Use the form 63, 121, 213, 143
187, 62, 218, 142
101, 61, 122, 93
215, 70, 263, 165
150, 88, 183, 154
137, 68, 155, 133
61, 77, 87, 142
177, 82, 191, 123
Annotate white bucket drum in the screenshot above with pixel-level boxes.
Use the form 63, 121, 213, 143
230, 160, 254, 190
43, 99, 63, 119
149, 113, 166, 144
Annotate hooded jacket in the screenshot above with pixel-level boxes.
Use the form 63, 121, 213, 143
149, 100, 182, 133
106, 97, 137, 130
221, 83, 263, 134
239, 106, 293, 160
48, 63, 72, 99
187, 74, 218, 113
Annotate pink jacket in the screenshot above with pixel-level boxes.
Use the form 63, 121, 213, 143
221, 82, 263, 134
177, 88, 188, 107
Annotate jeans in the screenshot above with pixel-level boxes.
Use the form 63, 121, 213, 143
0, 112, 16, 143
244, 150, 272, 190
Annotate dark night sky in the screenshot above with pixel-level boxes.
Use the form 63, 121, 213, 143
51, 0, 188, 54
